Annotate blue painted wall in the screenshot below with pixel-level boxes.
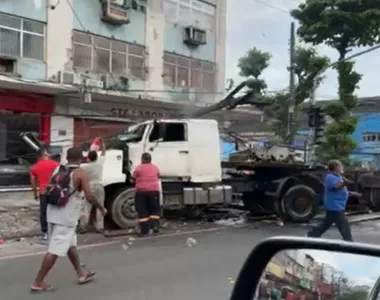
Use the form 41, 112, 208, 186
73, 0, 146, 46
220, 141, 236, 161
0, 0, 47, 22
351, 113, 380, 167
164, 24, 216, 62
297, 114, 380, 167
0, 0, 47, 80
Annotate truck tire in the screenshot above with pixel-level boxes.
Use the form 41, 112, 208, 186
281, 184, 318, 223
108, 187, 138, 229
273, 198, 287, 220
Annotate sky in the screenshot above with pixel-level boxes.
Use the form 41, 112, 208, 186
225, 0, 380, 101
304, 249, 380, 287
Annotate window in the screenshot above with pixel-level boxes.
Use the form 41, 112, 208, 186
362, 132, 380, 142
72, 31, 145, 79
163, 52, 215, 91
149, 123, 186, 142
0, 13, 45, 60
163, 0, 216, 32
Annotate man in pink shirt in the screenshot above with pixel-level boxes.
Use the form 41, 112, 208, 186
133, 152, 161, 236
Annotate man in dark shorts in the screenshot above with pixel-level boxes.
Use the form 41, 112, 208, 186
30, 150, 60, 241
133, 152, 161, 236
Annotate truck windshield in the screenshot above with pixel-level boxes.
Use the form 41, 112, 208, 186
117, 124, 147, 142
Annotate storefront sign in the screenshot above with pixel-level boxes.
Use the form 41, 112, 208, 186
266, 262, 285, 279
110, 108, 184, 119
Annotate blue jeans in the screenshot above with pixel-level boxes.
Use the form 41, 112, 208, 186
307, 210, 353, 241
39, 194, 48, 234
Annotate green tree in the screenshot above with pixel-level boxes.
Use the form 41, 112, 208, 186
259, 47, 330, 141
340, 289, 368, 300
291, 0, 380, 163
238, 47, 271, 95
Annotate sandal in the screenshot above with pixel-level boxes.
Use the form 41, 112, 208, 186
30, 283, 55, 293
77, 271, 96, 285
80, 264, 96, 277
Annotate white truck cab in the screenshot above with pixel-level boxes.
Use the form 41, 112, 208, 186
22, 119, 232, 229
126, 119, 222, 183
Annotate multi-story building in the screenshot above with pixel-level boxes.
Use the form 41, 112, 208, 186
0, 0, 260, 161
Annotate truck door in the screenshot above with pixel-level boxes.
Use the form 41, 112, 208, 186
145, 122, 191, 178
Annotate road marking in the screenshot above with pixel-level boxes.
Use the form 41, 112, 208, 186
0, 226, 230, 261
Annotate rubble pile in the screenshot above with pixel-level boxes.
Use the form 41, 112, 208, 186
0, 207, 40, 239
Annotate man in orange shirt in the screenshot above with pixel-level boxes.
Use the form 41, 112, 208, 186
30, 150, 60, 241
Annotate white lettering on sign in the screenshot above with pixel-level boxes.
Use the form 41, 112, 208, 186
110, 108, 184, 119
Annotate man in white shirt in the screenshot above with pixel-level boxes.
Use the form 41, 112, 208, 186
30, 147, 107, 292
80, 138, 106, 232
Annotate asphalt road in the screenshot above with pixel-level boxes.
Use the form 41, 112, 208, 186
1, 222, 380, 300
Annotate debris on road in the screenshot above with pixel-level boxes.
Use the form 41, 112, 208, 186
0, 207, 40, 239
214, 216, 246, 227
121, 244, 129, 250
186, 237, 197, 247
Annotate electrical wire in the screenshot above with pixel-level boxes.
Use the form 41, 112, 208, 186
252, 0, 292, 14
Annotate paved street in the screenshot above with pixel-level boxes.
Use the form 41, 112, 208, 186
1, 222, 380, 300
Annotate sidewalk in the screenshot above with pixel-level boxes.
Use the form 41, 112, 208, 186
0, 190, 40, 239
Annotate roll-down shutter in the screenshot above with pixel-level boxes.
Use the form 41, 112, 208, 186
73, 118, 129, 146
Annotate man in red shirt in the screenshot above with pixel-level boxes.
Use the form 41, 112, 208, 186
133, 152, 161, 236
30, 150, 60, 241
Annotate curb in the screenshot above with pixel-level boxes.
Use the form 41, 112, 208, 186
1, 229, 41, 240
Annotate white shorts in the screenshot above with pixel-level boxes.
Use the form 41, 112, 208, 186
47, 223, 77, 257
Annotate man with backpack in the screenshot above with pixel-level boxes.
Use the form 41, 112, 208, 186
30, 147, 107, 293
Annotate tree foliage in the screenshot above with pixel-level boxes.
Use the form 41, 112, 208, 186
245, 47, 330, 141
291, 0, 380, 163
340, 289, 368, 300
238, 47, 271, 95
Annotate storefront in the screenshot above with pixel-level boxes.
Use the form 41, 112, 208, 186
0, 90, 54, 162
73, 117, 133, 146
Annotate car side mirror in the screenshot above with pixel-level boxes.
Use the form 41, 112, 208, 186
230, 236, 380, 300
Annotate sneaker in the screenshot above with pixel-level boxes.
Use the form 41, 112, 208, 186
42, 233, 48, 241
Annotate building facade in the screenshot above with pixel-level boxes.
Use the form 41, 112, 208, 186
0, 0, 257, 162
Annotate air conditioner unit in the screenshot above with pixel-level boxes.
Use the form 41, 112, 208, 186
84, 78, 104, 89
101, 0, 129, 25
184, 26, 207, 46
57, 71, 82, 85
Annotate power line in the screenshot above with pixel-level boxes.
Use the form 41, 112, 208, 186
252, 0, 291, 14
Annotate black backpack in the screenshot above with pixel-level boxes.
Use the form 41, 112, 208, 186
45, 165, 76, 207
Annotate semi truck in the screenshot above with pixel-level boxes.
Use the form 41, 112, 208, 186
20, 81, 327, 228
22, 117, 325, 229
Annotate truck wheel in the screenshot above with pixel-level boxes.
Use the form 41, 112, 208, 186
109, 188, 138, 229
273, 198, 287, 220
281, 185, 318, 223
